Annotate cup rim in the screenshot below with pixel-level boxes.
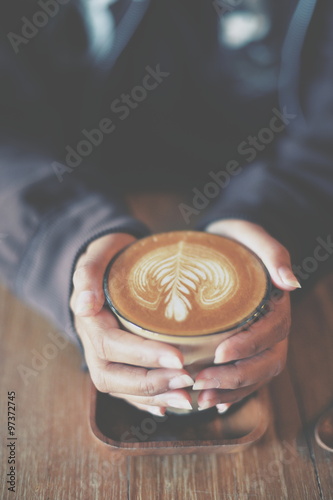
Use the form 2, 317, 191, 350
103, 231, 272, 339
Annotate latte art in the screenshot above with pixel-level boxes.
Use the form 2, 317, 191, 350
105, 231, 269, 336
129, 241, 239, 322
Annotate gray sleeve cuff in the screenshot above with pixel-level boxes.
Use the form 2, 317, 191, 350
14, 192, 150, 345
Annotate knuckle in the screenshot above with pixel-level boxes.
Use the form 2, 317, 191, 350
275, 315, 291, 342
271, 347, 288, 378
139, 396, 158, 406
73, 260, 98, 287
272, 360, 284, 377
69, 294, 76, 312
228, 365, 244, 389
94, 334, 109, 361
135, 349, 150, 367
276, 245, 290, 262
72, 266, 87, 288
138, 376, 158, 397
91, 370, 109, 393
72, 260, 86, 284
247, 338, 259, 358
232, 374, 244, 390
223, 339, 242, 362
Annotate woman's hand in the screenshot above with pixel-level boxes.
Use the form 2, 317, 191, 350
70, 233, 194, 417
194, 219, 300, 413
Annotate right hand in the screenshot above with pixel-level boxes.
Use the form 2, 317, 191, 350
70, 233, 194, 416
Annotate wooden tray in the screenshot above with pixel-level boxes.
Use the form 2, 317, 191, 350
89, 383, 270, 456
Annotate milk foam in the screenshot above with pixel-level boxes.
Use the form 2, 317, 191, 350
129, 241, 239, 322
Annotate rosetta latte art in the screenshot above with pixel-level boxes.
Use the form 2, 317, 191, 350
129, 242, 239, 322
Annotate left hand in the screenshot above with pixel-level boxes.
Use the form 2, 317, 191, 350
194, 219, 300, 413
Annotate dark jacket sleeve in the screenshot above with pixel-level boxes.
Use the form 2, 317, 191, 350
0, 45, 150, 345
199, 0, 333, 283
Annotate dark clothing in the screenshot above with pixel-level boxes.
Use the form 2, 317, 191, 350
0, 0, 332, 344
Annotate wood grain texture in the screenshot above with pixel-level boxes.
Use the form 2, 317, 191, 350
1, 192, 332, 499
0, 288, 128, 500
288, 278, 333, 500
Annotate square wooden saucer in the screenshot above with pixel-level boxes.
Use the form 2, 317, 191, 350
89, 383, 269, 456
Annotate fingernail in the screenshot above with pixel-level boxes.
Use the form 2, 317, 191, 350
75, 291, 96, 315
159, 356, 183, 369
147, 407, 166, 417
278, 266, 302, 288
198, 400, 216, 411
169, 375, 194, 390
214, 348, 228, 365
165, 399, 193, 410
193, 378, 221, 391
216, 403, 232, 414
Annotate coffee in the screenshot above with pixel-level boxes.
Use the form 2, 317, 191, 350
104, 231, 270, 413
104, 231, 269, 337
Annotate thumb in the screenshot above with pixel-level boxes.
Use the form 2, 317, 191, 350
207, 221, 301, 291
72, 233, 136, 317
238, 231, 301, 291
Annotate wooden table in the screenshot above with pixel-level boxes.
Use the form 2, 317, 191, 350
1, 193, 333, 499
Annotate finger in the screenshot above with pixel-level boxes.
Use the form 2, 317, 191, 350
215, 403, 234, 414
123, 402, 167, 417
89, 363, 194, 398
242, 233, 298, 290
110, 389, 193, 411
71, 233, 136, 316
214, 293, 290, 364
207, 221, 301, 290
81, 309, 187, 369
128, 403, 166, 417
197, 383, 263, 411
193, 339, 288, 391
